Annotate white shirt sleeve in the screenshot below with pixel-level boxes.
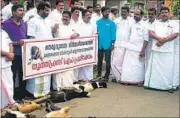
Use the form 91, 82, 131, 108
27, 18, 36, 37
2, 5, 12, 21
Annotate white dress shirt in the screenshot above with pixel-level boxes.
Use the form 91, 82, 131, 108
150, 20, 179, 53
23, 8, 37, 22
114, 17, 132, 48
27, 14, 53, 39
127, 20, 149, 52
2, 2, 13, 21
48, 9, 63, 25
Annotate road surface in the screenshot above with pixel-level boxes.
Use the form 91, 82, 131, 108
32, 81, 179, 117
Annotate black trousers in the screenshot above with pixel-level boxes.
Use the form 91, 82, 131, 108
11, 55, 26, 98
97, 48, 111, 78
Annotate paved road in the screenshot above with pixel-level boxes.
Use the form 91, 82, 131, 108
32, 82, 179, 117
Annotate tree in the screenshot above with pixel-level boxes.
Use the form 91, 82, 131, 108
171, 0, 180, 16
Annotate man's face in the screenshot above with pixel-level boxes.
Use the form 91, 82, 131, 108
1, 0, 6, 9
113, 10, 118, 16
95, 5, 101, 12
83, 11, 91, 22
134, 10, 142, 22
102, 9, 110, 18
121, 9, 128, 19
88, 8, 93, 13
56, 2, 64, 12
62, 13, 70, 25
72, 1, 79, 8
41, 7, 50, 18
148, 11, 156, 20
72, 9, 80, 19
11, 0, 20, 5
160, 10, 169, 21
13, 7, 24, 19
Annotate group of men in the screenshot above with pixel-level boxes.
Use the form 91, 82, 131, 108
0, 0, 179, 109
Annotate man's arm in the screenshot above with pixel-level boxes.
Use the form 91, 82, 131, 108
165, 33, 178, 42
0, 50, 14, 61
139, 40, 148, 58
149, 30, 163, 41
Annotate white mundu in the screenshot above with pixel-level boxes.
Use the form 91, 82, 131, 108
1, 2, 13, 21
144, 20, 179, 90
121, 20, 148, 84
111, 17, 132, 82
0, 29, 15, 108
144, 20, 157, 72
52, 23, 75, 90
75, 20, 97, 80
26, 14, 53, 97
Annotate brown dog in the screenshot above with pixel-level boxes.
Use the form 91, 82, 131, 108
44, 107, 70, 118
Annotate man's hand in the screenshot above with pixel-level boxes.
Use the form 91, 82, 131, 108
70, 33, 79, 39
6, 53, 14, 61
19, 40, 25, 46
139, 50, 145, 58
156, 38, 166, 47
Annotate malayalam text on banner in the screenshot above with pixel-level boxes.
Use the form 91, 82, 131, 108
22, 36, 97, 80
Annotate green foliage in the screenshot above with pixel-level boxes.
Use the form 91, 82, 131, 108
127, 0, 136, 5
20, 0, 25, 5
144, 10, 148, 16
171, 0, 180, 16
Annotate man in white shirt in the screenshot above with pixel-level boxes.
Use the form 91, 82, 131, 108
26, 1, 56, 97
52, 11, 79, 90
121, 9, 148, 86
109, 7, 118, 21
0, 16, 15, 108
76, 9, 97, 81
48, 0, 64, 25
91, 4, 102, 25
70, 7, 82, 80
111, 6, 131, 83
70, 7, 82, 27
144, 7, 179, 92
2, 0, 20, 21
144, 8, 157, 72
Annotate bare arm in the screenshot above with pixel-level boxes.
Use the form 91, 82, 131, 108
9, 43, 14, 53
149, 30, 162, 41
139, 40, 148, 58
1, 50, 9, 57
165, 33, 178, 42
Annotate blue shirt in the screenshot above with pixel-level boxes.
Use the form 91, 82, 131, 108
96, 18, 116, 49
3, 17, 27, 55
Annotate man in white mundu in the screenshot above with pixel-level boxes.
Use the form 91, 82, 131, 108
144, 8, 157, 72
26, 2, 57, 97
75, 9, 97, 81
121, 9, 148, 85
70, 7, 82, 80
111, 6, 131, 82
0, 28, 15, 109
144, 7, 179, 92
52, 11, 80, 90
